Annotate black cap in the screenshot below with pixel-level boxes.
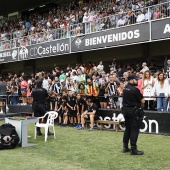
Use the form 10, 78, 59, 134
127, 74, 139, 81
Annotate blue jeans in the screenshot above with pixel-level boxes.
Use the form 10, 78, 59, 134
11, 93, 18, 105
157, 93, 168, 111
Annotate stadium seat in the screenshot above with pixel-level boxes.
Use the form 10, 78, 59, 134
34, 111, 58, 142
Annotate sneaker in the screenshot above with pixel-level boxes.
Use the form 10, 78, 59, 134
75, 124, 79, 128
78, 126, 84, 130
89, 128, 94, 132
78, 125, 82, 129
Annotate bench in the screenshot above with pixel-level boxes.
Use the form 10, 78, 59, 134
86, 119, 119, 132
19, 112, 34, 118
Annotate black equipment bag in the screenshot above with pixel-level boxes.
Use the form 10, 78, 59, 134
0, 123, 20, 149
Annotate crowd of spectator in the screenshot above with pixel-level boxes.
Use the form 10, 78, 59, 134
0, 0, 170, 51
1, 58, 170, 115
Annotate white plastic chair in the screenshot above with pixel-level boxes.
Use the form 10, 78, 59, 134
34, 111, 58, 142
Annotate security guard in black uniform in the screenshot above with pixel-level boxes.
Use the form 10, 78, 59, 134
122, 74, 145, 155
32, 80, 53, 136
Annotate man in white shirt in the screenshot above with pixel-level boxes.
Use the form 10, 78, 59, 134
117, 15, 126, 27
43, 76, 49, 90
70, 71, 78, 83
97, 61, 104, 75
83, 12, 90, 34
140, 62, 149, 73
99, 71, 109, 85
83, 13, 89, 23
136, 10, 145, 23
144, 8, 151, 21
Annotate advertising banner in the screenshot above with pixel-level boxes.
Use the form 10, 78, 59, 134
99, 109, 170, 135
0, 48, 18, 64
71, 23, 150, 52
18, 38, 70, 61
152, 18, 170, 40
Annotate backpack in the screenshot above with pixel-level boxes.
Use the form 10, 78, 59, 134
0, 123, 20, 149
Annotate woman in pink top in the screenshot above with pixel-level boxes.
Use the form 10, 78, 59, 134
20, 76, 28, 105
153, 8, 161, 20
136, 72, 143, 94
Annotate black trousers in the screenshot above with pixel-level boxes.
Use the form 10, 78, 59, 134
123, 107, 140, 147
33, 104, 48, 123
34, 104, 46, 117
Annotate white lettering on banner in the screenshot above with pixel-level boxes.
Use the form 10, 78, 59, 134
85, 30, 140, 46
163, 24, 170, 34
53, 46, 56, 53
96, 114, 159, 133
0, 52, 11, 58
97, 37, 102, 44
29, 43, 69, 57
102, 36, 107, 43
113, 34, 118, 41
148, 120, 159, 133
108, 34, 112, 42
0, 50, 18, 61
134, 30, 140, 38
122, 32, 127, 40
93, 37, 96, 45
128, 31, 133, 39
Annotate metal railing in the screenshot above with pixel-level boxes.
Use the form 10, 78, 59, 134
0, 94, 169, 114
0, 2, 170, 52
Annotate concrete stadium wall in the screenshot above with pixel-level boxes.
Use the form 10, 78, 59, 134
149, 40, 170, 57
35, 53, 78, 70
81, 43, 146, 63
2, 61, 25, 73
1, 39, 170, 74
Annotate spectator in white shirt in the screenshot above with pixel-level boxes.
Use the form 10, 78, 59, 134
99, 71, 109, 85
117, 15, 126, 27
151, 72, 169, 111
83, 12, 90, 23
97, 61, 104, 75
82, 12, 89, 34
145, 8, 151, 21
43, 75, 49, 90
92, 63, 97, 72
140, 62, 149, 73
46, 20, 51, 28
136, 10, 145, 23
70, 71, 78, 83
